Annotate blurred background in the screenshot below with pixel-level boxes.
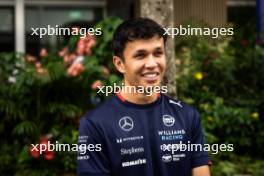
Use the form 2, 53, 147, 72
0, 0, 263, 175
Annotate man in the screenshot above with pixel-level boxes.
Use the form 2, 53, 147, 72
77, 18, 211, 176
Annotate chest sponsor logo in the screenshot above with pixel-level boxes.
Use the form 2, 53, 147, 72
119, 116, 134, 132
160, 143, 186, 152
162, 154, 172, 163
122, 158, 146, 167
120, 147, 144, 155
158, 129, 185, 141
116, 136, 144, 144
161, 154, 186, 163
162, 115, 175, 127
78, 135, 89, 143
77, 155, 90, 160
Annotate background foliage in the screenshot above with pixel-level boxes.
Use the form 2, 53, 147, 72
0, 17, 263, 175
176, 22, 264, 175
0, 17, 122, 176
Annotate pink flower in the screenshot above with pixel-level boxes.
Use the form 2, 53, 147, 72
91, 80, 103, 90
35, 62, 42, 69
85, 36, 96, 55
76, 38, 86, 55
44, 150, 55, 160
76, 35, 97, 56
26, 54, 37, 63
29, 135, 55, 161
63, 54, 76, 64
58, 47, 69, 57
39, 48, 48, 57
67, 62, 85, 77
35, 62, 48, 75
30, 145, 40, 159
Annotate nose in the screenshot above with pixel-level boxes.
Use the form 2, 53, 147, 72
144, 55, 158, 69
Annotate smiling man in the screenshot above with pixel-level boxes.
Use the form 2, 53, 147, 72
77, 18, 211, 176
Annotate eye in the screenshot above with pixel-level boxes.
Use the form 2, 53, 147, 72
134, 53, 146, 59
154, 51, 164, 57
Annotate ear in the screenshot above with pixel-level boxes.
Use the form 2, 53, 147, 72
113, 55, 125, 74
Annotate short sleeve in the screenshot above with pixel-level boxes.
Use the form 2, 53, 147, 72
77, 117, 111, 176
191, 109, 210, 168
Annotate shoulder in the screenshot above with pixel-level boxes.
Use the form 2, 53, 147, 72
162, 94, 199, 114
162, 94, 201, 123
79, 96, 116, 127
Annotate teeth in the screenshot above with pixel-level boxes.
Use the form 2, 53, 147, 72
144, 73, 157, 77
146, 74, 156, 77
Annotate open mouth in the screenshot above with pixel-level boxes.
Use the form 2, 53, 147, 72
141, 72, 160, 83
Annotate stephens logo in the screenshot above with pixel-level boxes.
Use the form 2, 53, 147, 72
162, 115, 175, 127
120, 147, 144, 155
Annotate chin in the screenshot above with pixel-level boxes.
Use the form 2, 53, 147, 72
142, 81, 161, 88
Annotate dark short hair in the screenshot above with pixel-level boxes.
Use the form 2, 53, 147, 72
111, 18, 167, 58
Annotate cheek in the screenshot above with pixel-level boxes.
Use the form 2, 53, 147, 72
159, 57, 166, 71
125, 60, 144, 74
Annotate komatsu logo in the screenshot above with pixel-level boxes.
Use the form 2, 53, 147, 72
122, 158, 146, 167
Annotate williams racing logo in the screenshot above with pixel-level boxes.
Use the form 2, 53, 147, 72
158, 129, 185, 141
162, 115, 175, 127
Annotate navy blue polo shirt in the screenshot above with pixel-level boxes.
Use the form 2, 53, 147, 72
77, 93, 209, 176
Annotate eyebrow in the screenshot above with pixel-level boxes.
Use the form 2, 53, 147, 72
153, 47, 163, 51
132, 47, 164, 57
132, 50, 147, 57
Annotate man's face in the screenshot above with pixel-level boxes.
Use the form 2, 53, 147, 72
115, 35, 166, 88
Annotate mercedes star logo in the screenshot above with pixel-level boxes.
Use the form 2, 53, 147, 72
163, 115, 175, 127
119, 116, 134, 131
